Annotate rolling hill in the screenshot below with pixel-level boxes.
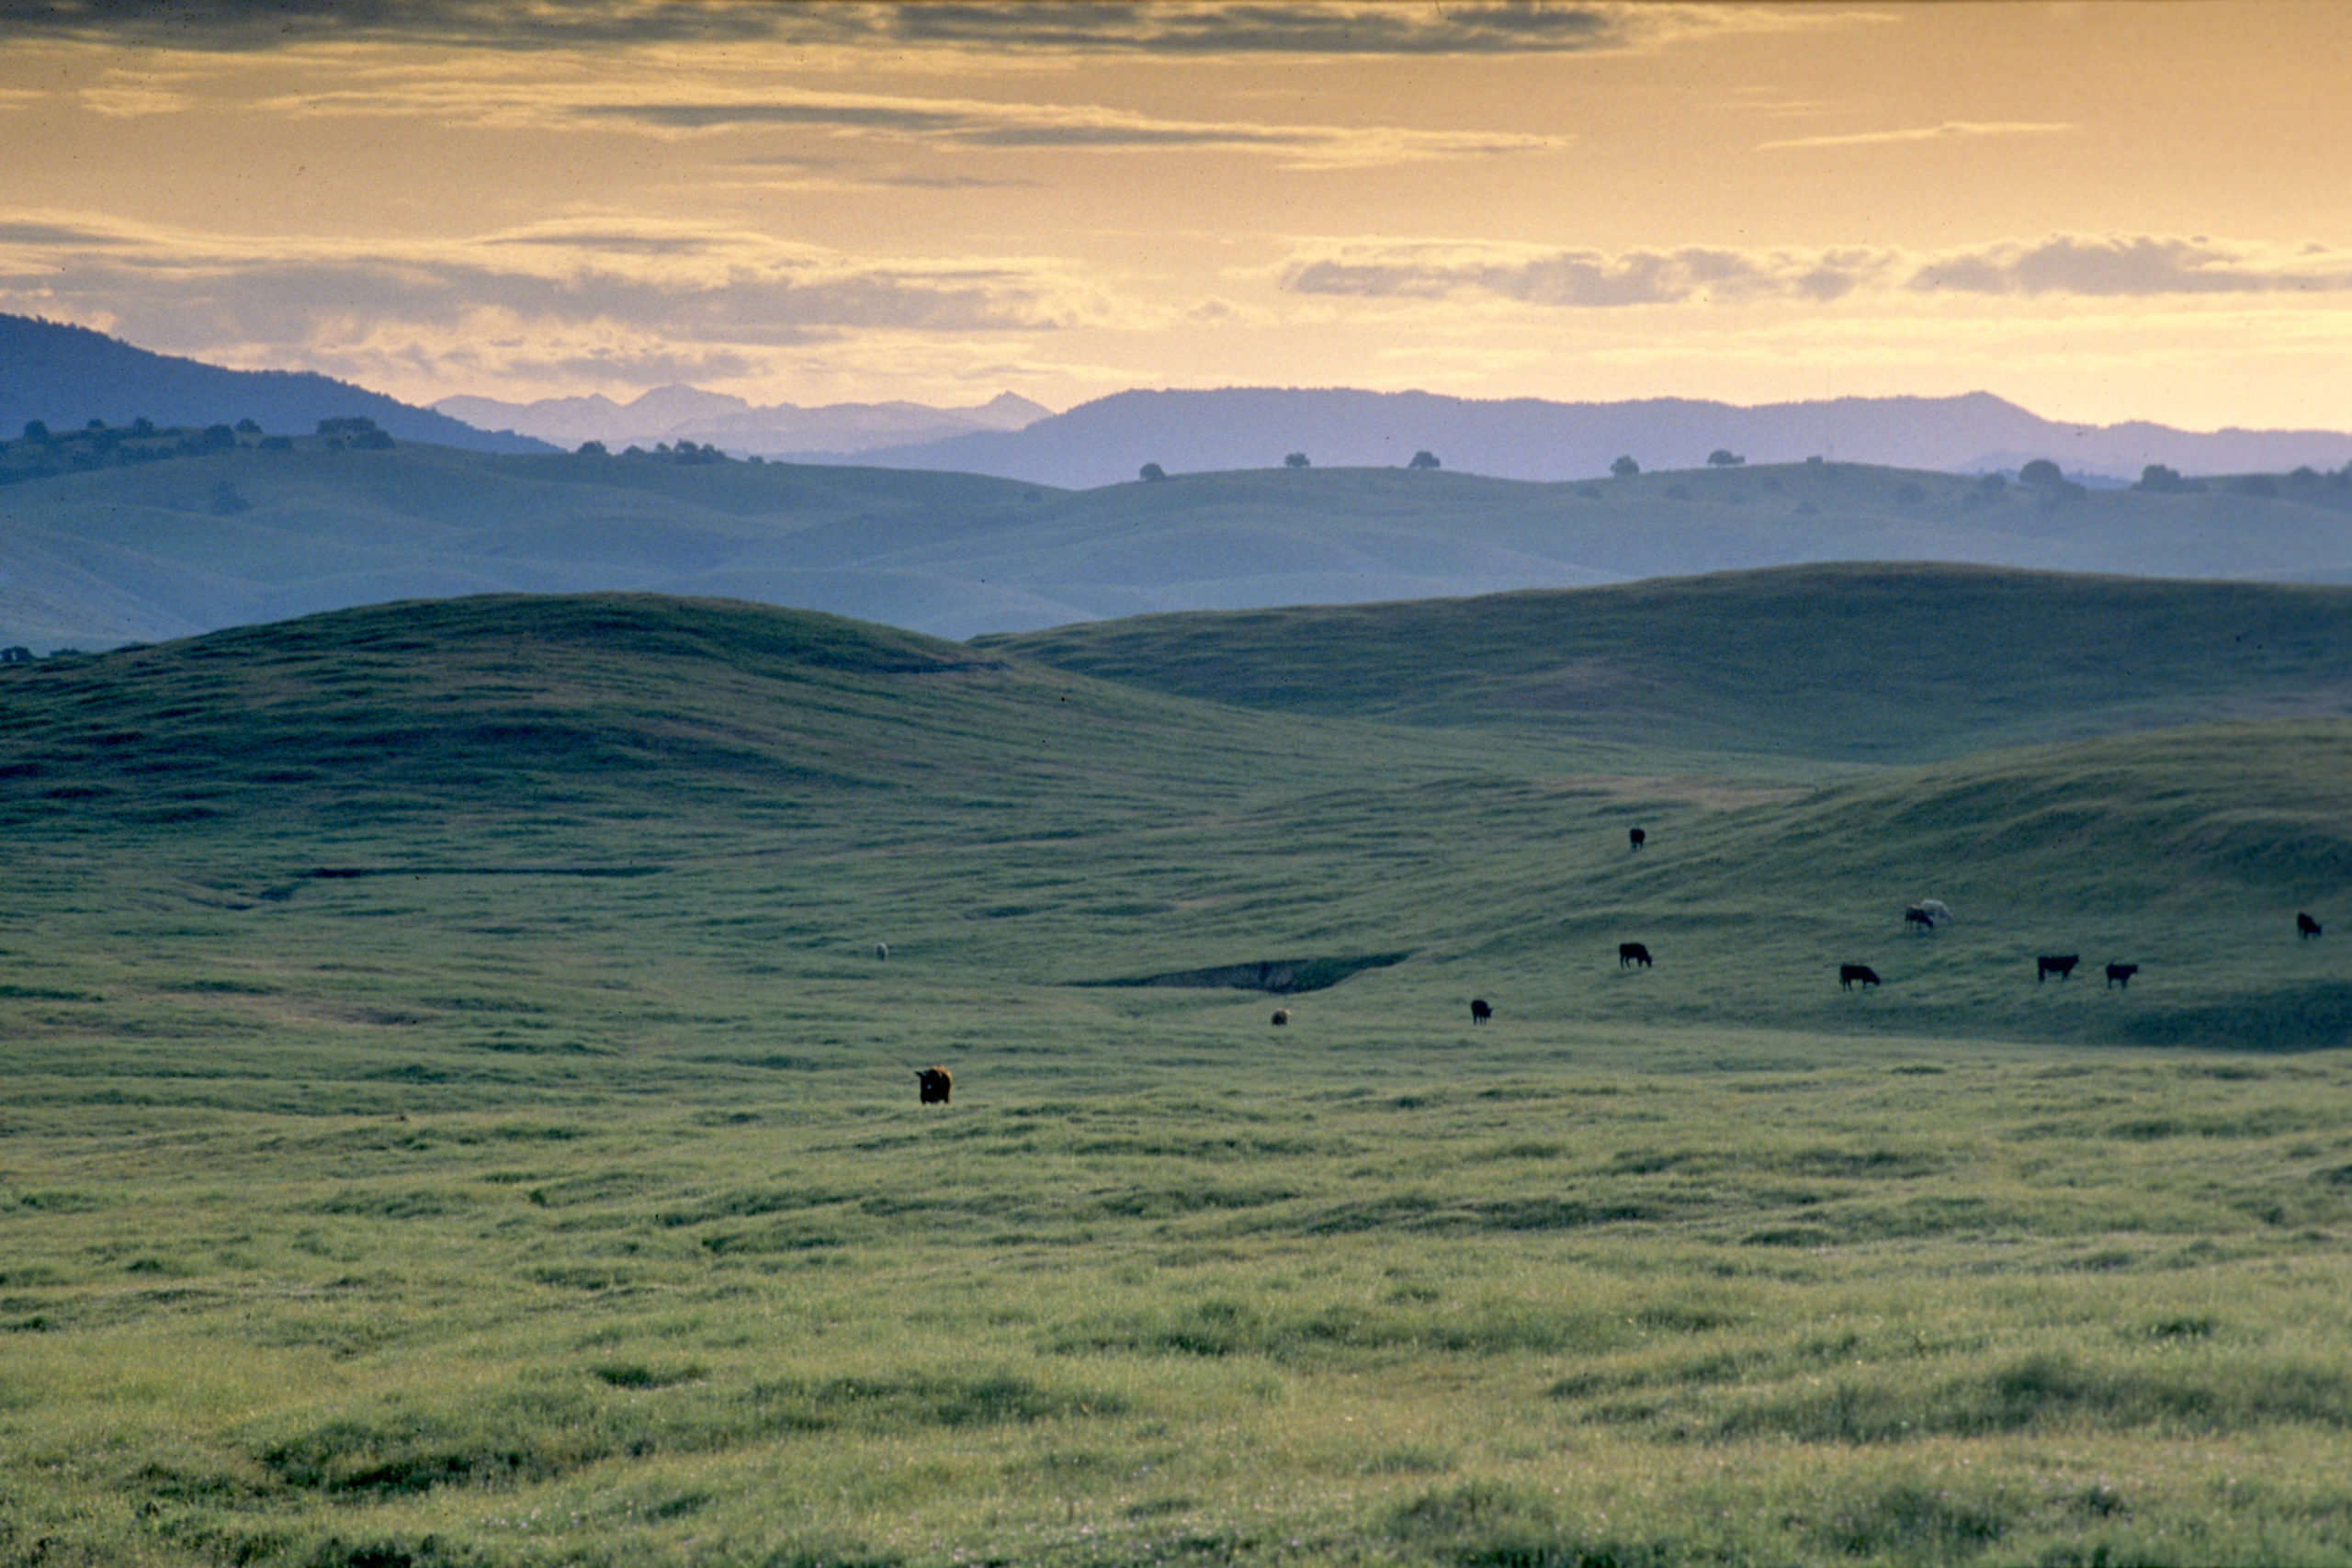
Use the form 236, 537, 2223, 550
1, 581, 2344, 1051
5, 433, 2352, 651
980, 563, 2352, 762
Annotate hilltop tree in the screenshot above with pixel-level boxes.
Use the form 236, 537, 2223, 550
1706, 448, 1745, 467
22, 420, 48, 441
1284, 452, 1310, 468
1139, 462, 1166, 481
1611, 456, 1639, 478
2018, 457, 2064, 487
1408, 450, 1441, 470
234, 418, 262, 434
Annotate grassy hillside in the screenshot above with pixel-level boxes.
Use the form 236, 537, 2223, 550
5, 590, 2352, 1565
6, 434, 2352, 650
983, 562, 2352, 762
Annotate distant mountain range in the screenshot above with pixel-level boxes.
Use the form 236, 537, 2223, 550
831, 387, 2352, 490
10, 314, 2350, 487
434, 384, 1052, 457
0, 314, 552, 454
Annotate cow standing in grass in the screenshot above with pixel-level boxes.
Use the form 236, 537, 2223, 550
1905, 906, 1937, 933
916, 1066, 953, 1104
1840, 964, 1880, 990
1271, 1008, 1290, 1027
2300, 912, 2324, 940
1628, 828, 1645, 852
2038, 954, 2079, 982
1619, 942, 1652, 969
2106, 963, 2139, 988
1470, 998, 1492, 1025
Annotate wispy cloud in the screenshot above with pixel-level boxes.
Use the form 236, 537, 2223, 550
574, 92, 1560, 166
1909, 235, 2352, 297
1283, 234, 2352, 307
1758, 120, 2074, 152
0, 1, 1761, 57
1282, 240, 1894, 307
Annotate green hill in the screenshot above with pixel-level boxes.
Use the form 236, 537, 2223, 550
2, 581, 2344, 1057
982, 562, 2352, 762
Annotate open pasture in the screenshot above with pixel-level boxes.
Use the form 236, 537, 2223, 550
4, 583, 2351, 1565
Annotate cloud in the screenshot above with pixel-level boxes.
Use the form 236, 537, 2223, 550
1282, 234, 2352, 309
574, 91, 1558, 165
0, 1, 1756, 57
0, 210, 1124, 394
1908, 235, 2352, 298
1282, 241, 1894, 307
1758, 120, 2074, 152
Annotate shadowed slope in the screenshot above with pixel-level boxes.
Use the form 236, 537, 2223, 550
981, 563, 2352, 762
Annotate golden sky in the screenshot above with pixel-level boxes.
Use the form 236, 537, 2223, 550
4, 1, 2348, 430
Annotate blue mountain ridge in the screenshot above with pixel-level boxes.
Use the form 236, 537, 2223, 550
0, 314, 553, 454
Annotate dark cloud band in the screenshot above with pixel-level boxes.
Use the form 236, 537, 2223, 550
0, 0, 1642, 55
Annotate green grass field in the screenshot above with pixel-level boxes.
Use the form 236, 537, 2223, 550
4, 579, 2350, 1566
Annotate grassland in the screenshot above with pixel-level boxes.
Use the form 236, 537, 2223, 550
4, 581, 2351, 1566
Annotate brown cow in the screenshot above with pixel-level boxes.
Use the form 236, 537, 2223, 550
916, 1066, 953, 1104
1271, 1008, 1290, 1026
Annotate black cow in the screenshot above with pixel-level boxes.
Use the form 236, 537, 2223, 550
1628, 827, 1645, 852
2299, 912, 2324, 940
1271, 1007, 1290, 1027
2038, 954, 2079, 983
916, 1066, 953, 1104
1905, 905, 1937, 932
1470, 998, 1492, 1025
1618, 942, 1653, 969
2106, 963, 2138, 988
1839, 964, 1880, 990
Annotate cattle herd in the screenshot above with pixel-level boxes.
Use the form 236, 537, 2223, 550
908, 888, 2335, 1100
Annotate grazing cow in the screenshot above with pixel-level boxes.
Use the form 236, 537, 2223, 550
2038, 954, 2079, 983
2106, 963, 2138, 988
2299, 912, 2324, 940
1271, 1008, 1290, 1027
1470, 998, 1492, 1025
875, 942, 888, 961
1905, 905, 1937, 932
915, 1066, 953, 1104
1917, 899, 1953, 925
1618, 942, 1653, 969
1628, 827, 1645, 852
1839, 964, 1881, 990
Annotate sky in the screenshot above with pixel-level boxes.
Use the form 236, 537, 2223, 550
3, 0, 2349, 432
